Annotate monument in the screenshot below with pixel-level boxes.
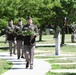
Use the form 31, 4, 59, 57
54, 26, 61, 55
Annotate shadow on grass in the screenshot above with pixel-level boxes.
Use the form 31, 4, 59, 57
0, 47, 9, 50
0, 41, 5, 43
66, 41, 76, 43
46, 72, 76, 75
36, 40, 46, 42
11, 67, 25, 70
4, 63, 12, 70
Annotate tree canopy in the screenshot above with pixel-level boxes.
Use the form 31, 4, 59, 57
0, 0, 76, 35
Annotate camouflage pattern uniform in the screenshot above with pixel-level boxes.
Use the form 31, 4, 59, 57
5, 25, 16, 56
23, 24, 38, 69
14, 25, 24, 59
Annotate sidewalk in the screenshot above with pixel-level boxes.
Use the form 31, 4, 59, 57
65, 43, 76, 46
0, 52, 51, 75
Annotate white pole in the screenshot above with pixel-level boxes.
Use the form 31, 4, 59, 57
55, 32, 60, 55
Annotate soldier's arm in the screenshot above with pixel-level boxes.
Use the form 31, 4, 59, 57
14, 26, 19, 35
34, 25, 39, 37
5, 26, 9, 34
22, 25, 26, 31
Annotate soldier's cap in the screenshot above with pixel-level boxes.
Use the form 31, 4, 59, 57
8, 18, 13, 22
18, 19, 22, 22
27, 16, 32, 20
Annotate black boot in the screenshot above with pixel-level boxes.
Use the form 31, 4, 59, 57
30, 65, 33, 69
26, 62, 29, 68
21, 56, 24, 58
17, 56, 20, 59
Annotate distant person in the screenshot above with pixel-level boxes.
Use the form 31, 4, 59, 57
71, 22, 76, 43
23, 16, 38, 69
14, 19, 24, 59
71, 22, 76, 33
5, 19, 16, 56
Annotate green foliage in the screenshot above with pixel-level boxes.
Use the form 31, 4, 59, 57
0, 0, 76, 30
23, 30, 35, 35
14, 18, 26, 25
32, 17, 40, 27
17, 30, 23, 35
0, 19, 8, 29
56, 26, 61, 31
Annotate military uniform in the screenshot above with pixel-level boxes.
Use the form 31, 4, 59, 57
14, 25, 24, 59
5, 25, 16, 56
23, 24, 38, 69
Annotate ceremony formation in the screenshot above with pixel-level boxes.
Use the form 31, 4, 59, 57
5, 16, 38, 69
0, 0, 76, 75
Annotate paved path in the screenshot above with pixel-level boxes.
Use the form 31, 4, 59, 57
0, 52, 51, 75
65, 43, 76, 46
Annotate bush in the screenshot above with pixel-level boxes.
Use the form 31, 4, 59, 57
0, 19, 8, 30
14, 17, 27, 25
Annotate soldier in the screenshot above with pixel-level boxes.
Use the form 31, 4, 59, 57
23, 16, 38, 69
14, 19, 24, 59
5, 19, 16, 56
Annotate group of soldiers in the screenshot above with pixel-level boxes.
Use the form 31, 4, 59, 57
5, 17, 38, 69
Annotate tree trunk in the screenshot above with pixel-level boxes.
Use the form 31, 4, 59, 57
61, 26, 65, 45
39, 27, 43, 41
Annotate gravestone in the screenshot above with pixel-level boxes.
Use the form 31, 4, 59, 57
54, 31, 60, 55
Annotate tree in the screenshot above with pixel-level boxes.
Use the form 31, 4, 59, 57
0, 0, 76, 43
36, 0, 55, 41
47, 0, 76, 45
60, 0, 76, 45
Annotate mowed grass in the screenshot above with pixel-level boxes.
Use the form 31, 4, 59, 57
0, 34, 75, 47
52, 64, 76, 69
46, 72, 76, 75
0, 35, 8, 47
47, 58, 76, 63
36, 45, 76, 53
36, 34, 76, 75
35, 45, 76, 59
36, 34, 75, 44
0, 59, 12, 75
0, 36, 12, 74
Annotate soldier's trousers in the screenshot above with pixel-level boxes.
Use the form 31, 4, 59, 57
17, 40, 24, 58
24, 45, 35, 65
8, 40, 16, 56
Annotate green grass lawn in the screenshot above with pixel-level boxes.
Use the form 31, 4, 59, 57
36, 34, 76, 75
52, 64, 76, 69
47, 58, 76, 63
0, 59, 12, 75
0, 36, 12, 74
0, 34, 75, 47
46, 72, 76, 75
35, 45, 76, 58
36, 34, 75, 44
0, 36, 8, 47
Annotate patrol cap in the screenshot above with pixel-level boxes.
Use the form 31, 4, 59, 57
18, 19, 22, 22
8, 18, 13, 22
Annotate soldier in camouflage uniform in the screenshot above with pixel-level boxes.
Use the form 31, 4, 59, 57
23, 17, 38, 69
5, 19, 16, 56
14, 19, 24, 59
